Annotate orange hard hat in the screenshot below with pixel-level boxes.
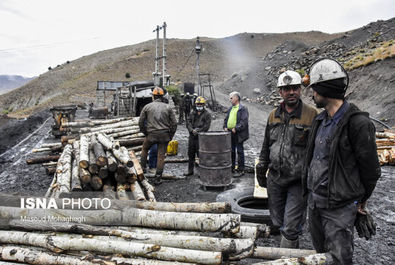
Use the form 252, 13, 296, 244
152, 86, 164, 96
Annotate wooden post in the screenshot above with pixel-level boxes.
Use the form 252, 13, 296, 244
79, 134, 89, 169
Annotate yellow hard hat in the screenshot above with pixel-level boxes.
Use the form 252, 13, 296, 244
152, 86, 164, 96
195, 96, 206, 105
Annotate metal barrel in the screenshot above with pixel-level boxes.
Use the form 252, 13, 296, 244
198, 131, 232, 187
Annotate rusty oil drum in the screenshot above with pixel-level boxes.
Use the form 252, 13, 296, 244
197, 131, 232, 187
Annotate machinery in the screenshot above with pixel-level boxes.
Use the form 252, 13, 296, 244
49, 105, 77, 137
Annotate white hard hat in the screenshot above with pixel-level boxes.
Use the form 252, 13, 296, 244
309, 58, 348, 87
277, 70, 302, 88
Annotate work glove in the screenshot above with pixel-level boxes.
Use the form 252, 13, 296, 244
355, 211, 376, 240
255, 161, 267, 188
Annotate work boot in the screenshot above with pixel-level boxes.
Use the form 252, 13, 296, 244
280, 235, 299, 249
233, 169, 244, 178
153, 174, 162, 186
183, 161, 194, 176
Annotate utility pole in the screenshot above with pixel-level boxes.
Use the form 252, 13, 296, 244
152, 25, 161, 86
195, 37, 202, 95
162, 22, 167, 86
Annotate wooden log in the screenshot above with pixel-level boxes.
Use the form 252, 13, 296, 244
45, 167, 56, 175
78, 120, 140, 134
62, 117, 133, 128
96, 133, 113, 150
130, 182, 146, 201
91, 137, 108, 167
53, 144, 73, 196
0, 231, 221, 265
241, 222, 270, 238
140, 179, 156, 202
116, 165, 127, 184
40, 142, 62, 148
117, 183, 130, 200
50, 145, 63, 153
98, 165, 109, 179
61, 135, 74, 146
88, 149, 99, 174
78, 134, 89, 169
26, 155, 60, 165
376, 131, 395, 139
79, 168, 91, 185
251, 253, 328, 265
253, 247, 317, 260
106, 150, 118, 172
113, 147, 134, 167
130, 145, 143, 152
87, 125, 140, 136
110, 131, 144, 139
129, 150, 144, 181
0, 206, 240, 233
109, 129, 141, 138
91, 175, 103, 191
103, 178, 117, 200
71, 141, 82, 191
42, 161, 58, 167
126, 167, 137, 184
32, 147, 51, 153
44, 175, 57, 198
119, 137, 145, 147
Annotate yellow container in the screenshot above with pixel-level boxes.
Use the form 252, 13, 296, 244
166, 140, 178, 156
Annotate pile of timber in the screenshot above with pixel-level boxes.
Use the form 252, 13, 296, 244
376, 129, 395, 165
45, 129, 153, 201
0, 194, 324, 265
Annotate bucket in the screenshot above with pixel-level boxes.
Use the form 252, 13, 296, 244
198, 131, 232, 187
166, 140, 178, 156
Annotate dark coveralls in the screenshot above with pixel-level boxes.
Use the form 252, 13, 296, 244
184, 95, 192, 121
178, 96, 185, 124
139, 99, 177, 177
223, 104, 249, 171
303, 102, 381, 264
186, 108, 211, 173
259, 101, 318, 242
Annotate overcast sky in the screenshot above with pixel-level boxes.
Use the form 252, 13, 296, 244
0, 0, 393, 77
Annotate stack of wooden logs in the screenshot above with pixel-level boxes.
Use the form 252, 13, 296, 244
376, 129, 395, 165
45, 129, 155, 201
0, 194, 325, 265
26, 117, 145, 176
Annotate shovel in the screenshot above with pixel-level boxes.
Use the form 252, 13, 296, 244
253, 158, 268, 199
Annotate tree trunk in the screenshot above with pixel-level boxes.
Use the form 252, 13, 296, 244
78, 134, 89, 169
96, 133, 114, 150
40, 143, 63, 148
45, 167, 56, 175
0, 206, 240, 234
92, 140, 107, 167
109, 129, 141, 138
78, 120, 139, 134
106, 150, 118, 172
62, 117, 133, 128
129, 150, 144, 181
0, 231, 222, 265
130, 182, 146, 201
87, 126, 140, 136
26, 155, 60, 165
71, 141, 82, 191
79, 168, 91, 184
113, 147, 134, 167
32, 147, 51, 153
88, 149, 99, 174
110, 132, 144, 139
91, 175, 103, 191
98, 165, 108, 179
250, 253, 328, 265
116, 165, 127, 184
253, 247, 317, 260
117, 183, 130, 200
140, 179, 156, 202
53, 144, 73, 197
119, 137, 145, 147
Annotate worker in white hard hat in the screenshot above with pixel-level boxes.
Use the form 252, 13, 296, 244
256, 70, 319, 249
302, 58, 381, 264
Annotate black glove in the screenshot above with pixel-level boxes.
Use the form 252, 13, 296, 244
256, 162, 267, 188
355, 211, 376, 240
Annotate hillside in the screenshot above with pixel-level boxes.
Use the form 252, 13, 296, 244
0, 75, 34, 95
0, 31, 339, 117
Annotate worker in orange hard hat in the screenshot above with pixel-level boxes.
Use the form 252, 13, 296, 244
138, 86, 177, 185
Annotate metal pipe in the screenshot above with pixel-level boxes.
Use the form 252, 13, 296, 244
162, 22, 167, 87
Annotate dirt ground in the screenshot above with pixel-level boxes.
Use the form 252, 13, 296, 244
0, 87, 394, 264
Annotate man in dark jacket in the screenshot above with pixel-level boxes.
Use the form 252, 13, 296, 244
303, 58, 381, 264
184, 96, 212, 176
256, 70, 319, 248
223, 91, 249, 177
139, 87, 177, 185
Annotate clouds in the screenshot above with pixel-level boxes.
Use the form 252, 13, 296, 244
0, 0, 393, 76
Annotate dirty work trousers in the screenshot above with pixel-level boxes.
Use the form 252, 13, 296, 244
308, 201, 357, 265
231, 133, 245, 171
148, 144, 158, 169
267, 179, 306, 241
140, 131, 170, 176
187, 135, 199, 171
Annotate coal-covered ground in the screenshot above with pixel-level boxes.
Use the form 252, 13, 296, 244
0, 89, 394, 264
